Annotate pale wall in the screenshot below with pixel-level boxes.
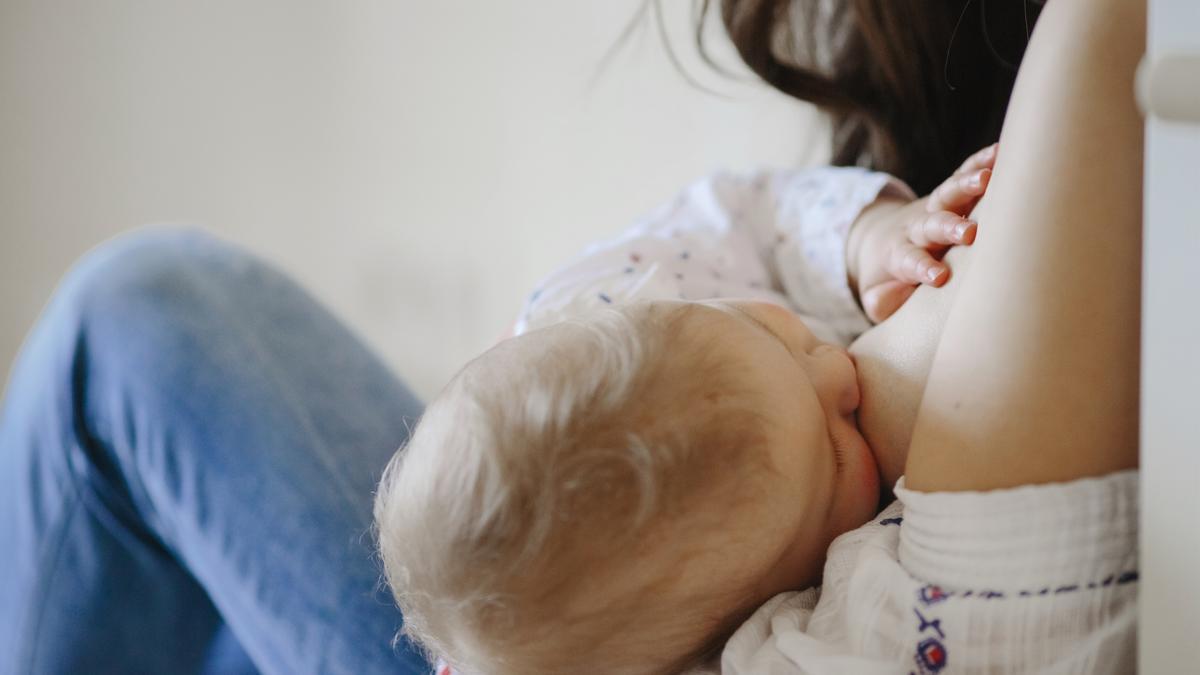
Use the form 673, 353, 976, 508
0, 0, 827, 400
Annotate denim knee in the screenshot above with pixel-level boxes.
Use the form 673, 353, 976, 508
54, 227, 250, 334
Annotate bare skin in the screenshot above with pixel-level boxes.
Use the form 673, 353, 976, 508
852, 0, 1143, 493
850, 242, 973, 491
903, 0, 1142, 491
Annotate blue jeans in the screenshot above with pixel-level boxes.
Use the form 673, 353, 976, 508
0, 229, 431, 674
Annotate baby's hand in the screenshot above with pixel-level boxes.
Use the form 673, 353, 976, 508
848, 143, 997, 323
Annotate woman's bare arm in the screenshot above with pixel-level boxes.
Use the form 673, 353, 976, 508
904, 0, 1145, 491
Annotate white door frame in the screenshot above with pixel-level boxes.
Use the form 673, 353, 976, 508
1139, 0, 1200, 671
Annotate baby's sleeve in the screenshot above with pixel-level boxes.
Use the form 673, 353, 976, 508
768, 166, 915, 343
514, 166, 914, 341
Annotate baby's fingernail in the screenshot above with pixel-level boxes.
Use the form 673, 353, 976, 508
954, 223, 968, 238
926, 266, 941, 282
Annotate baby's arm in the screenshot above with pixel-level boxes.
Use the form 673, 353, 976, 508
515, 167, 917, 343
846, 145, 995, 322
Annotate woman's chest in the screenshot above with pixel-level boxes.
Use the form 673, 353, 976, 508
848, 245, 973, 485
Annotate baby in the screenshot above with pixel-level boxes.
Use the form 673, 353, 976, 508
375, 149, 995, 674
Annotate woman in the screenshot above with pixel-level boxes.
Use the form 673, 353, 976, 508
0, 0, 1139, 672
723, 0, 1141, 669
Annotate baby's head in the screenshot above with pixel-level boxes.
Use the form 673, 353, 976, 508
374, 299, 880, 674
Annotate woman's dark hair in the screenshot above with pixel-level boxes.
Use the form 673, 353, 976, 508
697, 0, 1043, 195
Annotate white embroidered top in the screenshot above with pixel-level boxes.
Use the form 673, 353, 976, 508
721, 472, 1138, 674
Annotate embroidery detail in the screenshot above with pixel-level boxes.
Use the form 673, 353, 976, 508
913, 588, 949, 673
914, 609, 945, 639
912, 570, 1137, 603
880, 516, 904, 526
915, 637, 948, 673
919, 585, 949, 606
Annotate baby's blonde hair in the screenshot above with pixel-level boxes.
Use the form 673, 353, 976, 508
374, 303, 774, 674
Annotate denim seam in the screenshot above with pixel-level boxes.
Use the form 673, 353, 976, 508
180, 256, 356, 673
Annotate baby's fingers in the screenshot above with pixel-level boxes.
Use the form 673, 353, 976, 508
908, 211, 977, 248
861, 280, 918, 323
954, 142, 998, 177
927, 167, 992, 214
889, 242, 950, 287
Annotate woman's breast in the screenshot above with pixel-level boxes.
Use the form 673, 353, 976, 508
848, 245, 974, 487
